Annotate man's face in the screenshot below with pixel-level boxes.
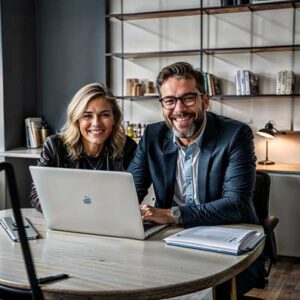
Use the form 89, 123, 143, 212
160, 77, 209, 142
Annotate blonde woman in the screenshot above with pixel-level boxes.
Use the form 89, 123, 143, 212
30, 83, 137, 211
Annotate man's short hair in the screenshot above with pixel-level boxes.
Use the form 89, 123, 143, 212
156, 62, 206, 95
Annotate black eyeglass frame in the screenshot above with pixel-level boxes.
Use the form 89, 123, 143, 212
159, 92, 203, 110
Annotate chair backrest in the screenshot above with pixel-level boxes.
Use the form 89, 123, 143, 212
0, 162, 43, 300
252, 170, 279, 278
252, 170, 271, 224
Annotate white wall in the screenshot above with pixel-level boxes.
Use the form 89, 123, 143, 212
109, 0, 300, 164
269, 173, 300, 257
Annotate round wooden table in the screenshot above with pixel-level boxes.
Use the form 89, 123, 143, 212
0, 209, 264, 300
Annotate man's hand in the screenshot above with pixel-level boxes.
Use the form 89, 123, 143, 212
140, 204, 175, 224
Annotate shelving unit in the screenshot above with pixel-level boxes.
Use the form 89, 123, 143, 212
107, 0, 300, 134
0, 148, 41, 159
108, 1, 300, 21
106, 44, 300, 59
212, 94, 300, 100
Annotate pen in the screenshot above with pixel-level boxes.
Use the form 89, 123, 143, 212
38, 273, 70, 284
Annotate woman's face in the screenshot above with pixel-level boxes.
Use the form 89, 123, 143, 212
78, 97, 115, 155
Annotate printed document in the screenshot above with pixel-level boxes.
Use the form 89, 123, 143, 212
164, 226, 265, 255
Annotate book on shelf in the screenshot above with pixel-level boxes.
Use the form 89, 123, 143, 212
235, 70, 242, 96
235, 70, 259, 96
276, 70, 295, 95
25, 117, 42, 149
245, 70, 259, 95
280, 70, 287, 95
240, 70, 246, 95
276, 71, 282, 95
204, 73, 222, 96
164, 226, 265, 255
285, 70, 295, 95
251, 0, 290, 4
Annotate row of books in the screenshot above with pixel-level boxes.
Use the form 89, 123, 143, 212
235, 70, 259, 96
221, 0, 288, 6
204, 73, 222, 96
276, 70, 295, 95
25, 118, 48, 148
251, 0, 290, 4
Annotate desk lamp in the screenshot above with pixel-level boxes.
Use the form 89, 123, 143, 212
256, 121, 279, 165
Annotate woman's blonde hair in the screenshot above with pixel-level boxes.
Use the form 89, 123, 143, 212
60, 83, 125, 160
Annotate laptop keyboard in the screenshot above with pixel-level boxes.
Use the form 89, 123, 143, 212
143, 221, 158, 232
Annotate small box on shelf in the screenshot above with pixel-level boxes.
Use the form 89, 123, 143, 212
126, 78, 139, 96
126, 78, 158, 97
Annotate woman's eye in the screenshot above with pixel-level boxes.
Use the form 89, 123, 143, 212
100, 113, 111, 118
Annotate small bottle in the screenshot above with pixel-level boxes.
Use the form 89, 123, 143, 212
137, 123, 142, 138
127, 122, 133, 138
133, 123, 138, 139
41, 121, 48, 144
141, 123, 146, 136
125, 121, 130, 135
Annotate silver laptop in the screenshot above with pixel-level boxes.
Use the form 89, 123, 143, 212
29, 166, 167, 240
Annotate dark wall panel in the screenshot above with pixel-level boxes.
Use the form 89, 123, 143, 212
36, 0, 106, 132
1, 0, 37, 149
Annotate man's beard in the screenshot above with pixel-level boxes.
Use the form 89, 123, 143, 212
173, 122, 197, 139
165, 111, 205, 139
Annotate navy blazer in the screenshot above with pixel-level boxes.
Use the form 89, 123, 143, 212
128, 112, 259, 228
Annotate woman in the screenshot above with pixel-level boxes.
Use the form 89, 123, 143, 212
30, 83, 137, 211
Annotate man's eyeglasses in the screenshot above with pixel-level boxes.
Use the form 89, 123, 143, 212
159, 93, 202, 110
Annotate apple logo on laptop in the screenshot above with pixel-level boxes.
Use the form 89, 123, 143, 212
83, 196, 92, 205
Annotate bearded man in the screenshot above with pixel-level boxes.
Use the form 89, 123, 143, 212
128, 62, 265, 299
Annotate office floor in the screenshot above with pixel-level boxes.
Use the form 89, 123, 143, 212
246, 256, 300, 300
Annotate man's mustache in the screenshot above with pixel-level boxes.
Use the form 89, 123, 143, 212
170, 112, 195, 119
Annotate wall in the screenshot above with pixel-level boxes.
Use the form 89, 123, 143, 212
35, 0, 106, 132
109, 0, 300, 164
0, 0, 37, 209
0, 0, 107, 208
1, 0, 37, 149
269, 173, 300, 257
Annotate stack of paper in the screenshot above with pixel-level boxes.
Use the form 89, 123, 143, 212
164, 226, 265, 255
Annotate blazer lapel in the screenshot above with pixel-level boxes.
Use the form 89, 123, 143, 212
163, 130, 178, 207
198, 113, 217, 204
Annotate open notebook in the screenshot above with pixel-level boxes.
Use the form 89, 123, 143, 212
30, 166, 167, 240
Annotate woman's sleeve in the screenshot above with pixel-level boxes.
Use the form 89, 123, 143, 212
29, 136, 59, 212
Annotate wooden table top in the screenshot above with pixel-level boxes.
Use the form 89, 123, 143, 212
256, 163, 300, 174
0, 209, 264, 300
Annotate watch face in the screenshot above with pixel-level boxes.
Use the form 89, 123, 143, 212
171, 207, 181, 218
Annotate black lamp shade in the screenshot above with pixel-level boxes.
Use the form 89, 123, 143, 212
257, 128, 275, 139
257, 121, 276, 139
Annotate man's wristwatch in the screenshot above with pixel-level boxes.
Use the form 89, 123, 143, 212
171, 206, 182, 225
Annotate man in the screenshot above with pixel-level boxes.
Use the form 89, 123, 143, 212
128, 62, 265, 299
